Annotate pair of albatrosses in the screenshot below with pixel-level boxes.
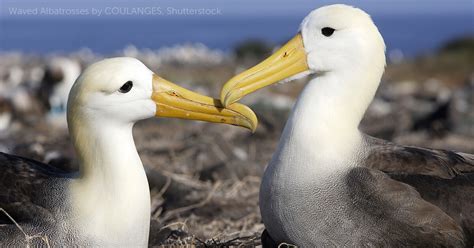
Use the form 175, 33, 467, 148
221, 4, 473, 248
1, 4, 473, 247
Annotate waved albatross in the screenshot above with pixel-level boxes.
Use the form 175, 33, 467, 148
220, 5, 474, 247
0, 57, 257, 247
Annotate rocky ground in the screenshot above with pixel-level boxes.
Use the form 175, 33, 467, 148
0, 37, 473, 247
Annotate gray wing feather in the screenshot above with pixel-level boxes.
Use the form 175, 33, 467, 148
0, 152, 72, 225
364, 135, 474, 179
346, 167, 465, 247
361, 135, 474, 247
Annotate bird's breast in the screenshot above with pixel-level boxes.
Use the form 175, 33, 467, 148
259, 147, 359, 246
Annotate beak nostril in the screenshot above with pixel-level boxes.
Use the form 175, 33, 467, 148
168, 91, 179, 97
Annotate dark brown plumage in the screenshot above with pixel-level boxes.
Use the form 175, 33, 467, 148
364, 136, 474, 179
0, 152, 75, 245
364, 136, 474, 247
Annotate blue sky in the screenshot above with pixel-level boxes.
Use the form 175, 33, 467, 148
1, 0, 474, 18
1, 0, 472, 54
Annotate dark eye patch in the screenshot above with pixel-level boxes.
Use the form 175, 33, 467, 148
119, 81, 133, 93
321, 27, 335, 37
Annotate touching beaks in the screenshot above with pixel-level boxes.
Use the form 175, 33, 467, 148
152, 74, 258, 132
220, 33, 309, 107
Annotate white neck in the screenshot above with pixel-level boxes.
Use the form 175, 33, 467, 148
68, 115, 150, 246
277, 66, 383, 168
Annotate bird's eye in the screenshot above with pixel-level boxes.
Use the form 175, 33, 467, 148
321, 27, 335, 37
119, 81, 133, 93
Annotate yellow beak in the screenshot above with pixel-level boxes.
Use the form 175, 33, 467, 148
152, 75, 257, 132
220, 34, 309, 107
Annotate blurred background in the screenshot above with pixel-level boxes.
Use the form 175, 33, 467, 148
0, 0, 473, 246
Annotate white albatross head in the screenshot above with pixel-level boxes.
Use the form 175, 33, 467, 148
65, 57, 257, 246
68, 57, 257, 129
220, 4, 386, 106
